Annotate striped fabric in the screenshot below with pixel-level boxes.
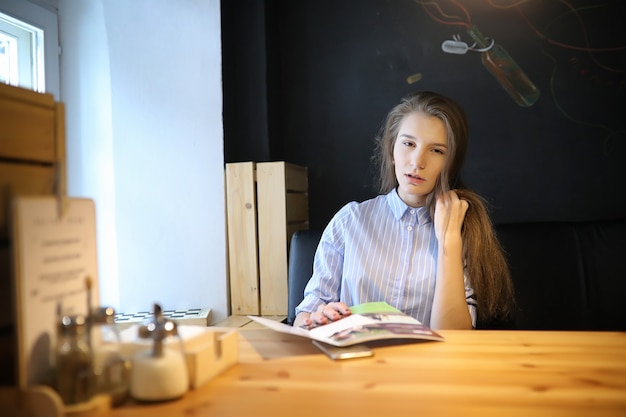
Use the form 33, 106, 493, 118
296, 189, 477, 327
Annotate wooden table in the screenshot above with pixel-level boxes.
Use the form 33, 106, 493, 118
108, 329, 626, 417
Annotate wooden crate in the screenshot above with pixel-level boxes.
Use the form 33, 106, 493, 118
225, 162, 308, 316
0, 83, 66, 386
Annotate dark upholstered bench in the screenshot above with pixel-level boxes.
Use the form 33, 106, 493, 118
495, 220, 626, 330
287, 220, 626, 330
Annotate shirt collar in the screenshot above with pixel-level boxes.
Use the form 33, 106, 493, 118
385, 188, 432, 225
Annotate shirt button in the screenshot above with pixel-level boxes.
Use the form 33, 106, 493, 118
407, 226, 413, 231
410, 209, 415, 215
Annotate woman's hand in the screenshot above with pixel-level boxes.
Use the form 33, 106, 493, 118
298, 302, 351, 329
430, 189, 473, 330
434, 190, 469, 244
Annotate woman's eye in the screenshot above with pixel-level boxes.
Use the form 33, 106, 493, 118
432, 148, 445, 155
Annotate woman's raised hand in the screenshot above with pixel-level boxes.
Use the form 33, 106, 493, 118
434, 190, 469, 244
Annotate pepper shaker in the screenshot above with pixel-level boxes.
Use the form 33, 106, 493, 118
55, 314, 94, 405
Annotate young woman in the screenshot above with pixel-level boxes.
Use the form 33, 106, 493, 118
294, 91, 515, 330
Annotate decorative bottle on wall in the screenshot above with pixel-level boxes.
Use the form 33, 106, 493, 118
467, 25, 540, 107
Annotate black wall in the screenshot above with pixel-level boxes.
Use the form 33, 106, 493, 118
222, 0, 626, 231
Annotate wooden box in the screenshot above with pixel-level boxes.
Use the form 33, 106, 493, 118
225, 162, 308, 316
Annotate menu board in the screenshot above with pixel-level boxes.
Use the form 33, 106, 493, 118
11, 196, 99, 388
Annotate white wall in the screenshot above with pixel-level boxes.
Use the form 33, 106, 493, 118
58, 0, 228, 322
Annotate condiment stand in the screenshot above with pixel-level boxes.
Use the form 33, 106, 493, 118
0, 301, 239, 417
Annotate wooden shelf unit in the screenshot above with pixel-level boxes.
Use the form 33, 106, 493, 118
0, 83, 66, 387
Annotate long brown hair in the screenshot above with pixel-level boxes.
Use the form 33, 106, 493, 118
372, 91, 515, 323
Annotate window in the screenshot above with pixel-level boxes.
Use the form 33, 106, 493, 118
0, 12, 45, 93
0, 0, 59, 99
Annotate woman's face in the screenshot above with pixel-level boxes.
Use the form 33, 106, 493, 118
393, 112, 448, 207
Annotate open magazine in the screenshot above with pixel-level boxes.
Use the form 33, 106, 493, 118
248, 301, 444, 347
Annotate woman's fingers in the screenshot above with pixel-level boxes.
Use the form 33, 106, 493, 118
310, 302, 351, 326
309, 312, 329, 326
435, 190, 469, 241
440, 190, 469, 216
327, 301, 351, 316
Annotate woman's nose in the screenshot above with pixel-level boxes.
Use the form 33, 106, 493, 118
412, 149, 426, 169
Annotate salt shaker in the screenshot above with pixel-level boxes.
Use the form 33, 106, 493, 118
129, 303, 189, 401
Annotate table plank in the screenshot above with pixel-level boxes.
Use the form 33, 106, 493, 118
211, 315, 252, 328
108, 330, 626, 417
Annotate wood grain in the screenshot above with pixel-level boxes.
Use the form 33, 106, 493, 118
106, 329, 626, 417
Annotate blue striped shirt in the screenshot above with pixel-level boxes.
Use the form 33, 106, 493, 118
295, 189, 477, 327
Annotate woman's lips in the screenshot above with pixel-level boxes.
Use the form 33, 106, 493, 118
406, 173, 425, 184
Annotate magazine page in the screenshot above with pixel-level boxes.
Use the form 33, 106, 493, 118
246, 315, 311, 338
248, 302, 444, 347
308, 304, 443, 347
